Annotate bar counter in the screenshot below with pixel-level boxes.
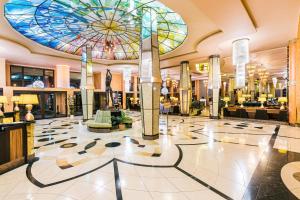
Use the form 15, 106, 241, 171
0, 121, 35, 174
224, 106, 288, 122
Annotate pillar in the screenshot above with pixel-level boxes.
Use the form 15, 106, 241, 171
3, 87, 13, 112
133, 75, 138, 100
289, 39, 300, 125
122, 73, 126, 109
93, 72, 102, 89
0, 58, 6, 87
139, 8, 162, 140
80, 46, 94, 121
179, 61, 192, 115
195, 80, 201, 100
248, 76, 255, 101
100, 71, 106, 92
55, 65, 70, 88
228, 77, 235, 104
208, 55, 221, 119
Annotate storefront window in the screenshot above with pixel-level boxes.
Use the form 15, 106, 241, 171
23, 68, 43, 87
10, 66, 23, 87
70, 72, 81, 88
10, 65, 54, 88
44, 70, 55, 88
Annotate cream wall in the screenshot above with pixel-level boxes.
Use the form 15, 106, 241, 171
55, 65, 70, 88
0, 58, 6, 87
111, 73, 123, 92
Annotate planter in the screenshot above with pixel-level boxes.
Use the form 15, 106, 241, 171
119, 123, 126, 130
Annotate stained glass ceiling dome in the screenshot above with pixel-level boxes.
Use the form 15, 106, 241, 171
4, 0, 188, 60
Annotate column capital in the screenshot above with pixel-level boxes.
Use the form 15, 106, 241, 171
209, 55, 220, 59
180, 61, 189, 65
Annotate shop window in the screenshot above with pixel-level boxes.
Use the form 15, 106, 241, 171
70, 72, 81, 88
10, 65, 54, 88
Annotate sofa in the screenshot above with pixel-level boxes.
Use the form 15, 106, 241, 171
87, 110, 112, 133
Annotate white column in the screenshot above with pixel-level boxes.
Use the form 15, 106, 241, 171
81, 46, 94, 121
55, 65, 70, 88
139, 8, 162, 140
0, 58, 6, 87
208, 55, 221, 119
179, 61, 192, 115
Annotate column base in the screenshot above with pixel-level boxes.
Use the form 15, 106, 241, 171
210, 116, 220, 119
142, 134, 159, 140
180, 114, 190, 117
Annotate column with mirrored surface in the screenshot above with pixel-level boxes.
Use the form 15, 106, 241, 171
208, 55, 221, 119
81, 46, 94, 121
139, 8, 162, 140
179, 61, 192, 115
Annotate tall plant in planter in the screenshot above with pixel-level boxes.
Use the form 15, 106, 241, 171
68, 95, 75, 119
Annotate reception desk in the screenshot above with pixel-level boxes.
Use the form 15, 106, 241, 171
0, 121, 34, 174
224, 107, 288, 122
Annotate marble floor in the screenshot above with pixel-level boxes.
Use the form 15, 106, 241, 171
0, 111, 300, 200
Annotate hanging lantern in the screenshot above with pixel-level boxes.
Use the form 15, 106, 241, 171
232, 39, 250, 89
272, 77, 277, 89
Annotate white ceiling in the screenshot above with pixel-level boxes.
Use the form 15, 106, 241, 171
0, 0, 299, 77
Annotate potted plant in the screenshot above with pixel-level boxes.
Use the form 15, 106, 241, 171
191, 100, 205, 116
111, 116, 122, 129
67, 95, 75, 119
121, 111, 133, 128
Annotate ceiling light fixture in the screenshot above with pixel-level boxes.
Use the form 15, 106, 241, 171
232, 38, 250, 89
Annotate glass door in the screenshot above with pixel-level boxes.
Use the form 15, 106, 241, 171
74, 92, 83, 116
55, 92, 67, 118
14, 91, 67, 119
44, 92, 56, 119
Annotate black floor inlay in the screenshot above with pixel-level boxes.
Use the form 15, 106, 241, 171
60, 143, 77, 148
243, 125, 300, 200
113, 160, 123, 200
105, 142, 121, 148
42, 130, 55, 133
293, 172, 300, 182
38, 137, 54, 142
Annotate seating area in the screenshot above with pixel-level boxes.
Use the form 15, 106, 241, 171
223, 107, 288, 122
87, 110, 133, 133
87, 110, 112, 133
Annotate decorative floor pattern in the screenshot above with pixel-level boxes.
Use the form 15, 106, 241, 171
0, 112, 300, 200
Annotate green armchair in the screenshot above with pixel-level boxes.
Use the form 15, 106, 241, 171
87, 110, 112, 133
121, 111, 133, 128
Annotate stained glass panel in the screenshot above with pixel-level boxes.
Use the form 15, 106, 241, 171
5, 0, 187, 60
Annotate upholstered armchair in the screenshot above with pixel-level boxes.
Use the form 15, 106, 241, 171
87, 110, 112, 133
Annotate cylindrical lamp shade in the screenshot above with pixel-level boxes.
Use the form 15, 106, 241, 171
232, 39, 249, 89
258, 97, 266, 102
19, 94, 39, 105
0, 96, 8, 104
223, 97, 230, 102
232, 39, 250, 65
278, 97, 288, 103
235, 64, 246, 89
11, 96, 20, 102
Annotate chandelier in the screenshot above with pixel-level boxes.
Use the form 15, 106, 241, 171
104, 40, 117, 53
232, 39, 250, 89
